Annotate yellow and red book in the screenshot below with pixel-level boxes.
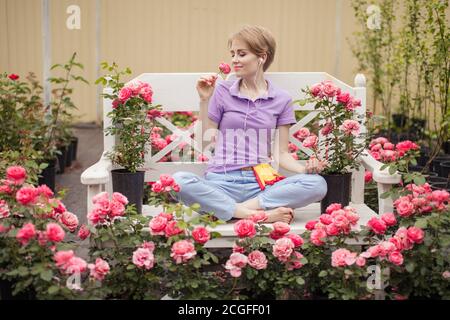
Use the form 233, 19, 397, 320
251, 163, 286, 190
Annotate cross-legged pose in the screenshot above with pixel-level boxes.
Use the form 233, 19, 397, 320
173, 25, 328, 223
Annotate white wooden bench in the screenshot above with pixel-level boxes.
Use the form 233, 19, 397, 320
81, 72, 401, 247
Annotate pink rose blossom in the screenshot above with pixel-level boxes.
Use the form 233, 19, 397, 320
46, 223, 65, 242
197, 154, 209, 162
272, 238, 295, 262
0, 200, 10, 218
170, 240, 197, 264
356, 256, 366, 267
247, 250, 268, 270
336, 92, 351, 104
65, 257, 88, 275
320, 121, 334, 136
88, 258, 110, 281
302, 135, 318, 148
332, 248, 357, 267
219, 62, 231, 74
140, 241, 155, 252
285, 233, 304, 247
151, 181, 164, 193
395, 200, 415, 217
159, 174, 175, 187
165, 220, 184, 237
233, 243, 245, 253
367, 217, 387, 234
305, 220, 318, 230
109, 200, 125, 218
432, 190, 449, 203
78, 224, 90, 240
92, 192, 109, 205
388, 251, 404, 266
380, 212, 397, 227
339, 120, 360, 136
310, 83, 323, 97
132, 248, 155, 270
149, 215, 168, 236
16, 186, 38, 205
228, 252, 248, 268
286, 251, 304, 270
225, 260, 242, 277
294, 128, 310, 141
192, 226, 210, 244
6, 166, 26, 184
112, 192, 128, 205
364, 171, 373, 183
325, 224, 339, 236
118, 87, 133, 102
234, 219, 256, 238
322, 80, 340, 97
37, 185, 53, 198
311, 228, 327, 246
273, 222, 290, 235
54, 250, 75, 269
59, 211, 79, 232
16, 222, 36, 245
407, 226, 424, 244
326, 203, 342, 214
319, 214, 333, 225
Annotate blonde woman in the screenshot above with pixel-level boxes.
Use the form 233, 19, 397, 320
173, 25, 327, 223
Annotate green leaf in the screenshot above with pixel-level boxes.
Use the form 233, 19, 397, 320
47, 285, 60, 295
405, 262, 415, 273
318, 270, 328, 277
40, 270, 53, 282
296, 277, 305, 285
415, 218, 428, 229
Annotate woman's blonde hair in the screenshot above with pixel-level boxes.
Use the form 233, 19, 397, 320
228, 25, 276, 72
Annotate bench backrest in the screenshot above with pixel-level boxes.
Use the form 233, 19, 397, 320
103, 72, 367, 204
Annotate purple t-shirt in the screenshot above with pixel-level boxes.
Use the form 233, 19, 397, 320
205, 77, 296, 174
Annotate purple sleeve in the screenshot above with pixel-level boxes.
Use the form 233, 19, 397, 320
207, 85, 224, 124
277, 98, 297, 126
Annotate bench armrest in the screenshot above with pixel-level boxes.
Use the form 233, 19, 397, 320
360, 150, 402, 184
80, 152, 112, 185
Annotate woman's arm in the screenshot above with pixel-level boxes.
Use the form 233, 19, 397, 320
199, 99, 219, 148
273, 125, 306, 174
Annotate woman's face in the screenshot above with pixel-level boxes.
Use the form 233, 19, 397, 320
229, 38, 262, 78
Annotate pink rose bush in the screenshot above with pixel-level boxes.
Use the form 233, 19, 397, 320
0, 166, 110, 298
100, 62, 162, 173
295, 79, 368, 174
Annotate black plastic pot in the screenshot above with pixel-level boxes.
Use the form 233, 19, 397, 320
320, 172, 352, 213
66, 143, 73, 168
70, 136, 79, 160
442, 140, 450, 154
426, 176, 448, 184
425, 172, 438, 178
392, 114, 408, 128
418, 146, 430, 167
56, 146, 68, 174
440, 161, 450, 179
38, 159, 57, 192
430, 182, 450, 192
431, 155, 450, 176
111, 169, 145, 214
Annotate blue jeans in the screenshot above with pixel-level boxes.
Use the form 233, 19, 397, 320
172, 169, 328, 221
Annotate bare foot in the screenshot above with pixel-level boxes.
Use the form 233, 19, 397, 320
263, 207, 294, 224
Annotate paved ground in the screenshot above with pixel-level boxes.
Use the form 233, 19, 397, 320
55, 125, 103, 225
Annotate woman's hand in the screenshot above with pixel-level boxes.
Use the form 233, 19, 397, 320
305, 156, 328, 174
197, 74, 218, 102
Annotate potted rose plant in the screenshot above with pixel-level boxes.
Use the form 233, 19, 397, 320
295, 80, 369, 212
96, 62, 162, 214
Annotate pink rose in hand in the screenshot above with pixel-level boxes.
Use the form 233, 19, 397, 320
219, 62, 231, 75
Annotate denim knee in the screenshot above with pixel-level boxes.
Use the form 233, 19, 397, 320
307, 174, 328, 200
172, 171, 199, 198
